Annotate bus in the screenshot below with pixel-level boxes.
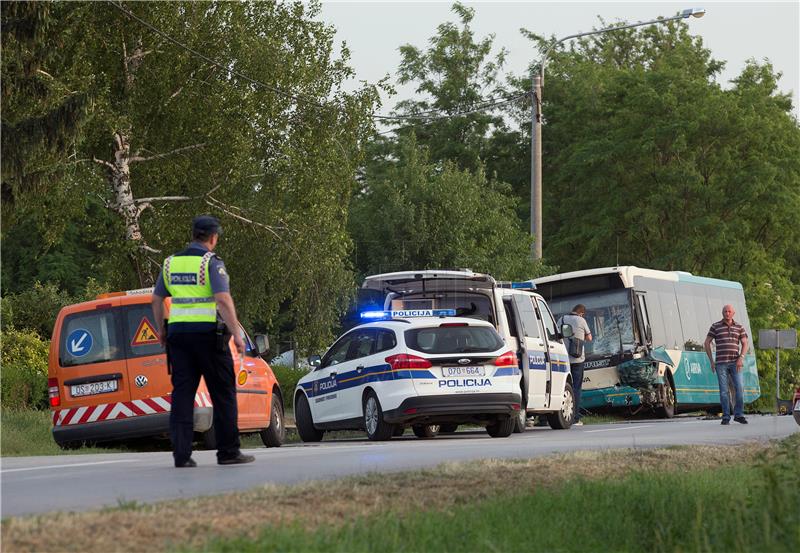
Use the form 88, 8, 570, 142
533, 267, 760, 417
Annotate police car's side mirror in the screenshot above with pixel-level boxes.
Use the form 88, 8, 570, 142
561, 324, 574, 339
308, 354, 322, 369
254, 334, 270, 357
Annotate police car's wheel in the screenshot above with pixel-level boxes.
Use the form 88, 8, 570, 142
363, 391, 394, 441
412, 424, 439, 439
295, 394, 324, 442
486, 416, 514, 438
260, 394, 285, 448
547, 381, 575, 430
438, 424, 458, 434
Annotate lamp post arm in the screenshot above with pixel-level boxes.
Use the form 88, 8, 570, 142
538, 10, 695, 84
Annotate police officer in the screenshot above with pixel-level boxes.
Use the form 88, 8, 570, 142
151, 215, 254, 467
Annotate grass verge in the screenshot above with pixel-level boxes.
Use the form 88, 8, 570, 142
0, 409, 140, 456
3, 434, 797, 552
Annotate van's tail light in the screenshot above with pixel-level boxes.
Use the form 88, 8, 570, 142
385, 353, 432, 369
493, 351, 518, 367
48, 378, 61, 407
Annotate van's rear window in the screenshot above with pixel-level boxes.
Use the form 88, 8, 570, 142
404, 326, 503, 354
59, 311, 124, 367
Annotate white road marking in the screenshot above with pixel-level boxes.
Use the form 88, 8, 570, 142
583, 424, 654, 433
1, 459, 136, 474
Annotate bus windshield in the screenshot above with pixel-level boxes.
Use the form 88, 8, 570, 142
548, 290, 635, 359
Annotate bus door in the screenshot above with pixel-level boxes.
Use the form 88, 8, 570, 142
509, 294, 550, 410
633, 291, 653, 349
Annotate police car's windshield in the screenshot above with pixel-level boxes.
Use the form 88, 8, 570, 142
405, 326, 503, 354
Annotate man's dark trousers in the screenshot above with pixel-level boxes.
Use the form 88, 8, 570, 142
167, 332, 240, 464
571, 364, 584, 421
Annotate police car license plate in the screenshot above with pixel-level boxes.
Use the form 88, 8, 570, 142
442, 366, 485, 378
71, 380, 118, 397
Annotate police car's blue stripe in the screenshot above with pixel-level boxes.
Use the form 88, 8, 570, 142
303, 363, 437, 398
493, 367, 520, 377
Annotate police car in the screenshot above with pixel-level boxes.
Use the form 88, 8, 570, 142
294, 310, 522, 441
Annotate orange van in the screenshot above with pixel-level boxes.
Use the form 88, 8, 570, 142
48, 288, 284, 449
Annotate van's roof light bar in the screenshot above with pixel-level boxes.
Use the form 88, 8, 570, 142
360, 309, 457, 320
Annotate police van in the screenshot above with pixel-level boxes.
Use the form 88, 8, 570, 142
294, 311, 522, 441
48, 288, 285, 448
361, 270, 576, 432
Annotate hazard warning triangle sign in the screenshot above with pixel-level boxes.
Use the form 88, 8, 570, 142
132, 317, 160, 346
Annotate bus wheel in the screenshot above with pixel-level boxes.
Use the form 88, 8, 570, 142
656, 378, 676, 419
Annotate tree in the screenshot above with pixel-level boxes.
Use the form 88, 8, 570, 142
2, 1, 381, 350
514, 20, 800, 401
350, 135, 543, 280
1, 1, 92, 215
390, 3, 514, 173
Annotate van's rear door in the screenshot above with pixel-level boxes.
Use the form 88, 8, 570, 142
121, 301, 170, 406
57, 299, 132, 409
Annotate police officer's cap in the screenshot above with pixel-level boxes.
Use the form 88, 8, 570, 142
192, 215, 222, 236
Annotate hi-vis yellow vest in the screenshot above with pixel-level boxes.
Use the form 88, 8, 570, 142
163, 252, 217, 324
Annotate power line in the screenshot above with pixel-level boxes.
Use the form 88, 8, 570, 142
110, 1, 529, 129
376, 93, 529, 136
373, 92, 528, 121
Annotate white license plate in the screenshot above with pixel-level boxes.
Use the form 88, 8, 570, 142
442, 366, 485, 377
71, 380, 118, 397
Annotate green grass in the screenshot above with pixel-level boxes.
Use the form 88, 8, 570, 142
201, 438, 800, 553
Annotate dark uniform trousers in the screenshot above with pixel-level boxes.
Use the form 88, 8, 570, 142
167, 332, 240, 463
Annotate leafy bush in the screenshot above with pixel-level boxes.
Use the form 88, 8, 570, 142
1, 328, 50, 410
1, 282, 74, 338
270, 364, 309, 409
1, 279, 109, 339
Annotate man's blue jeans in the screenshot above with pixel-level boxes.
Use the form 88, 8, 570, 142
716, 361, 744, 419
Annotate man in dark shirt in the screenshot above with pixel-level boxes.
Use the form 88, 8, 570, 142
704, 304, 749, 425
152, 215, 253, 467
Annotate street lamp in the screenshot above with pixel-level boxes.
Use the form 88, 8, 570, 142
530, 8, 705, 259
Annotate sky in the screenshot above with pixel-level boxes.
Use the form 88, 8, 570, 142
318, 1, 800, 120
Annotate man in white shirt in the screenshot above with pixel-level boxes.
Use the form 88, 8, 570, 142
558, 304, 592, 426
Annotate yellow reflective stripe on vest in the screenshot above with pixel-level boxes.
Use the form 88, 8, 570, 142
164, 252, 217, 324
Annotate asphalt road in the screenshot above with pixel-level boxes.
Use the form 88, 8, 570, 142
2, 415, 796, 518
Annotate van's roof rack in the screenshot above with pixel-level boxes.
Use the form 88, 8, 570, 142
96, 287, 154, 299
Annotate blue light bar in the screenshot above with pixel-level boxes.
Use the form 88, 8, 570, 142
359, 309, 457, 320
499, 280, 537, 290
360, 310, 390, 320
